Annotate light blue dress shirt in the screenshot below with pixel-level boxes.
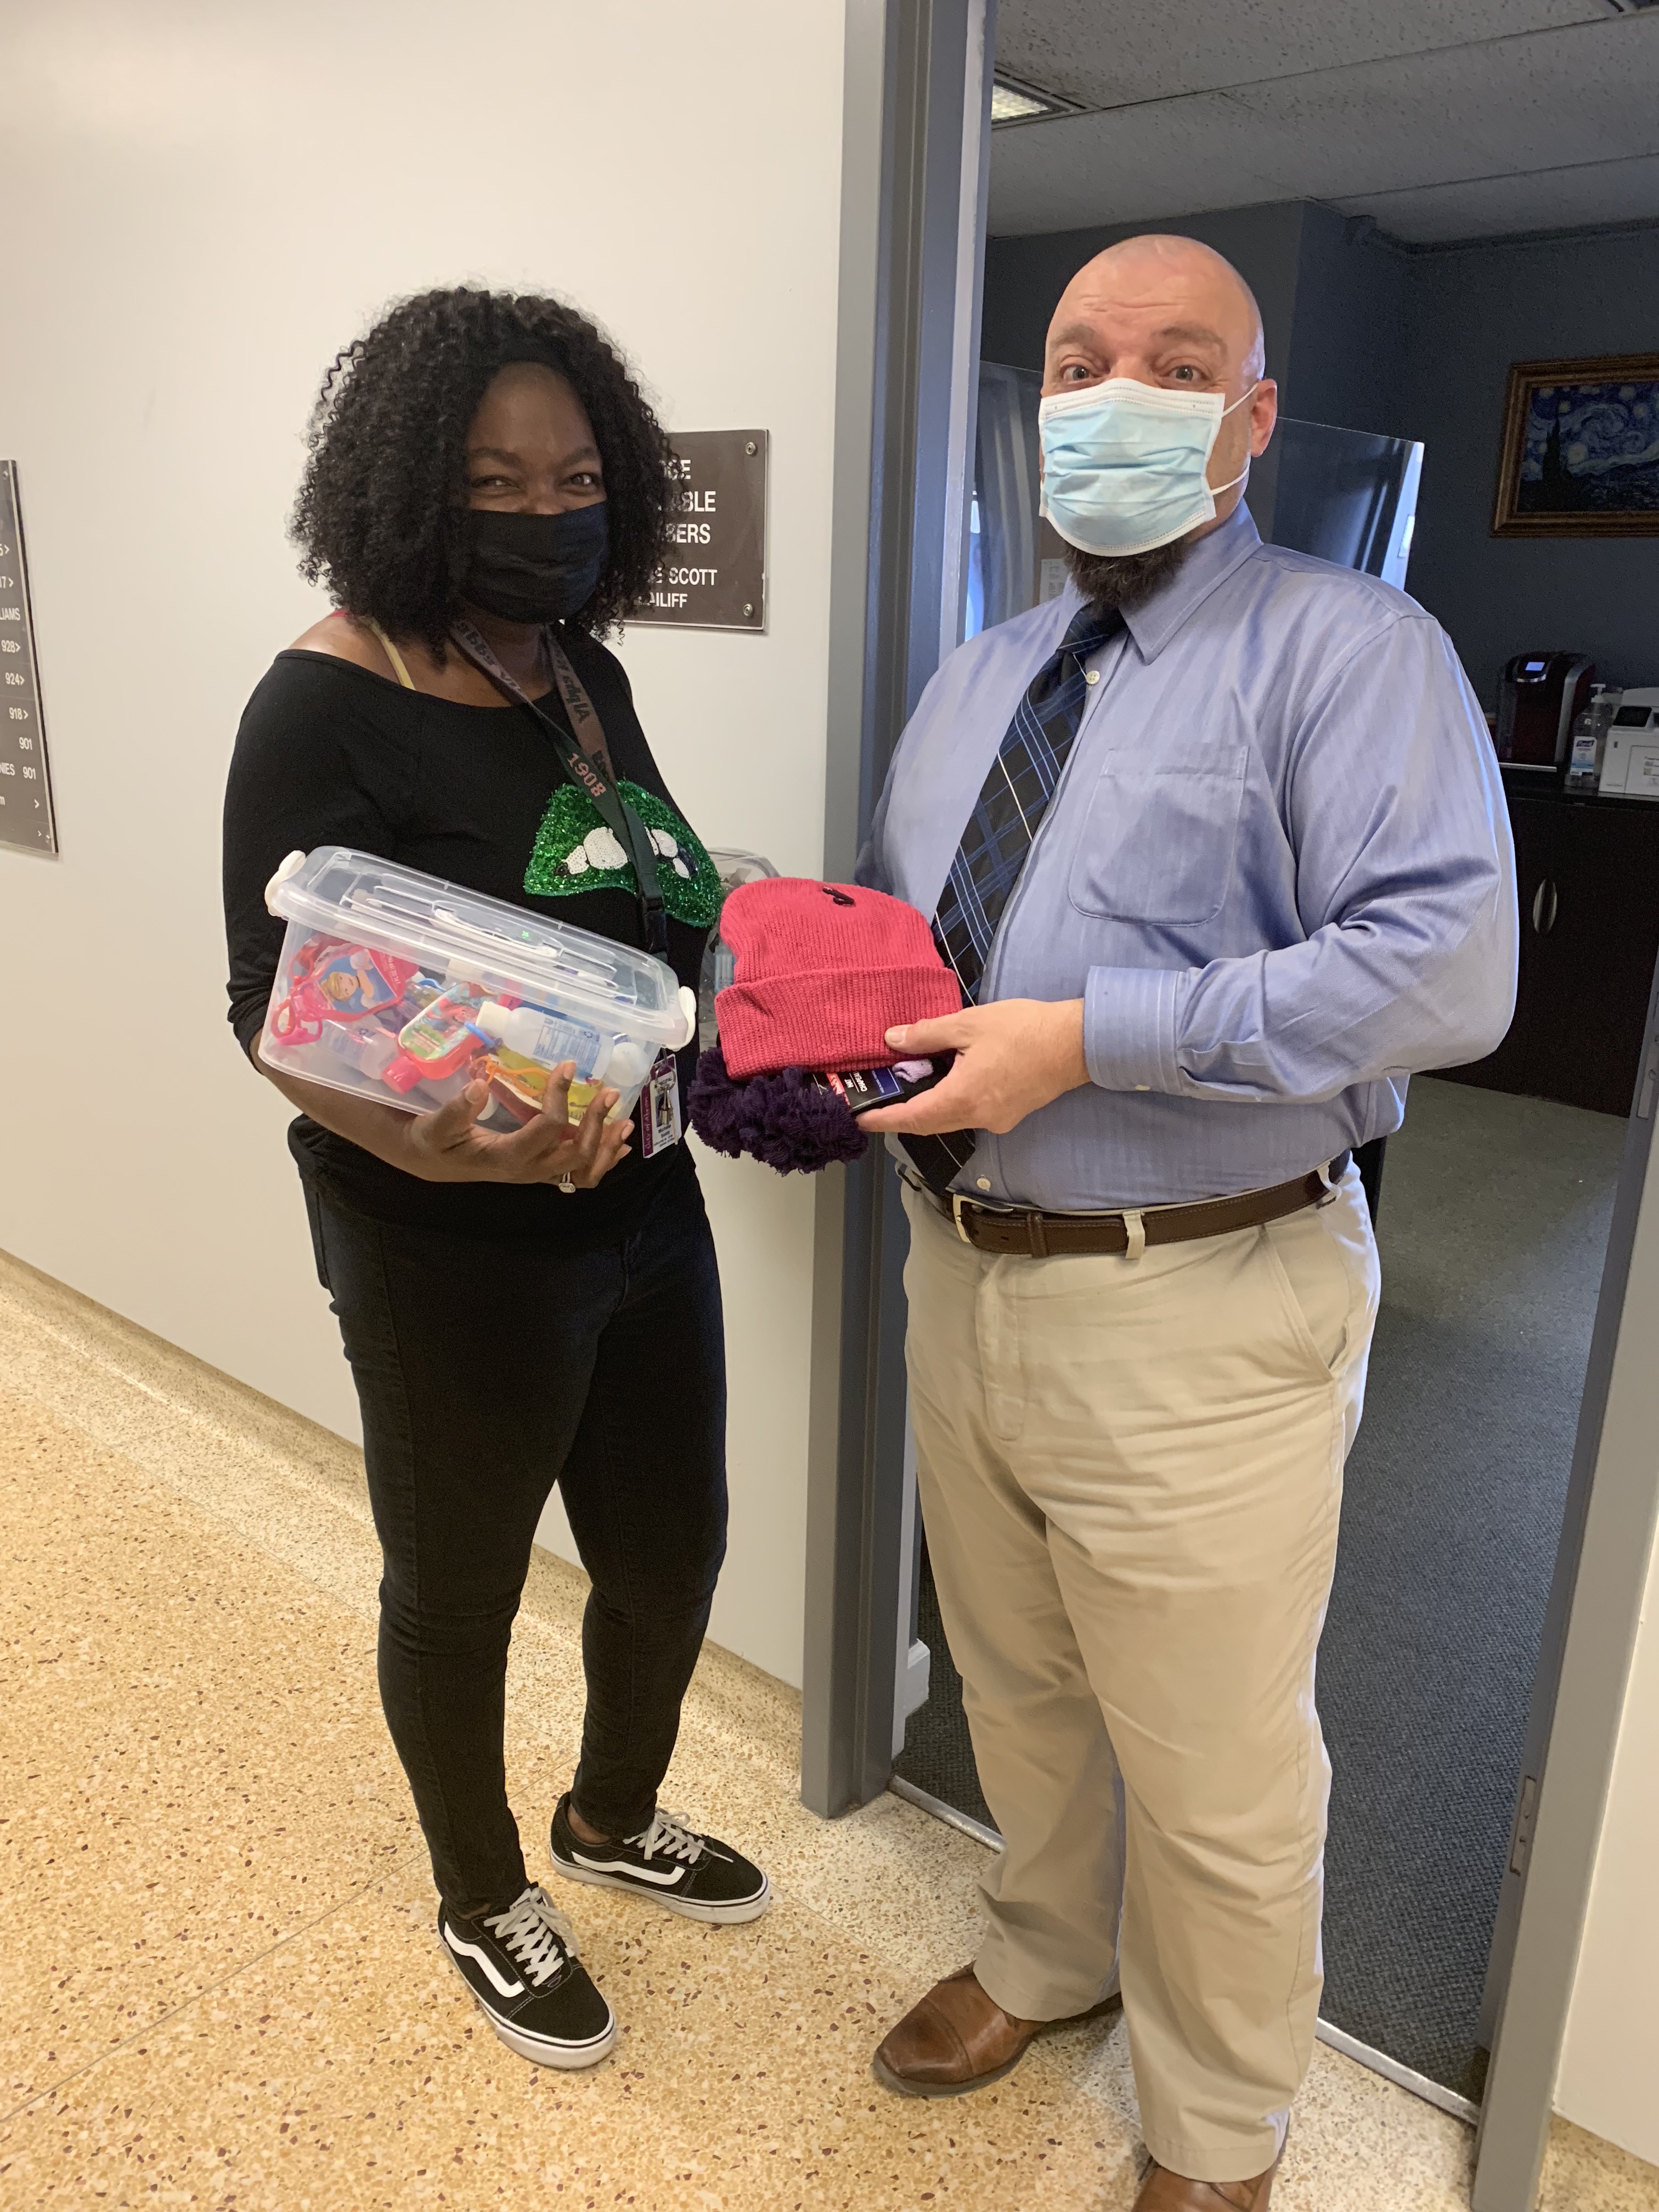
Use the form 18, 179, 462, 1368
860, 503, 1518, 1209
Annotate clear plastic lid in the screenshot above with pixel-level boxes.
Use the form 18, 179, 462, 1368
266, 847, 695, 1050
699, 848, 781, 1052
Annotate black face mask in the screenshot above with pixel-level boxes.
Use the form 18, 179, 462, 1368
461, 502, 609, 623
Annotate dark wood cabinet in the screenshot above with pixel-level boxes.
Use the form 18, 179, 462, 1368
1439, 780, 1659, 1116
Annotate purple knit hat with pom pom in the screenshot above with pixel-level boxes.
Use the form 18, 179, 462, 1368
689, 1050, 870, 1174
689, 878, 959, 1175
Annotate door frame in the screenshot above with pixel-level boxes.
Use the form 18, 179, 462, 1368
800, 0, 993, 1819
1473, 967, 1659, 2207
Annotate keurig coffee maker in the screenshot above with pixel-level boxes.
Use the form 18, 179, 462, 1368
1495, 652, 1596, 769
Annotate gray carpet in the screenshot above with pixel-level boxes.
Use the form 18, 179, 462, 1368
893, 1077, 1626, 2099
898, 1531, 996, 1831
1318, 1079, 1623, 2095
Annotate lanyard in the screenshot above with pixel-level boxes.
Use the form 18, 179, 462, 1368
450, 618, 669, 958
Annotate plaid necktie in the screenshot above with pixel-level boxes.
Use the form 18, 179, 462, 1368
903, 600, 1125, 1189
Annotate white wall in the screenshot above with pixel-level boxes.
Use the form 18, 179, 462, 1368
0, 0, 848, 1688
1554, 1512, 1659, 2165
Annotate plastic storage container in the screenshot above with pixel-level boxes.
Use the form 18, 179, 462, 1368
259, 848, 697, 1128
699, 848, 780, 1052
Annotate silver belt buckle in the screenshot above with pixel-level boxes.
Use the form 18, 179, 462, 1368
951, 1191, 973, 1244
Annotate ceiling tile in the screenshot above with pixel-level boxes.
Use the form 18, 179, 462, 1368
996, 0, 1604, 112
988, 92, 1294, 235
1333, 151, 1659, 241
989, 13, 1659, 241
1222, 14, 1659, 197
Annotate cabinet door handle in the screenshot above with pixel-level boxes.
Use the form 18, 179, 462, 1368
1531, 879, 1558, 935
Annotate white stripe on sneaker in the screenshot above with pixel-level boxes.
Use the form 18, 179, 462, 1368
570, 1850, 687, 1887
443, 1926, 527, 1996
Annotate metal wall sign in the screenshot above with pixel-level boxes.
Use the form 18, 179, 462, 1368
632, 430, 767, 631
0, 462, 56, 855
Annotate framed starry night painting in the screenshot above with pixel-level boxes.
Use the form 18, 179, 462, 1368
1492, 353, 1659, 537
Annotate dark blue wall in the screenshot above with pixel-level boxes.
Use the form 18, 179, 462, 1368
980, 201, 1659, 704
1393, 225, 1659, 706
979, 202, 1306, 391
1282, 206, 1414, 439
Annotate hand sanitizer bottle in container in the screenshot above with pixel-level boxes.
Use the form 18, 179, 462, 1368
1566, 684, 1621, 791
259, 847, 697, 1127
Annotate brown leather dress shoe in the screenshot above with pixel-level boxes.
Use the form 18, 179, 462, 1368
872, 1965, 1044, 2097
1132, 2152, 1280, 2210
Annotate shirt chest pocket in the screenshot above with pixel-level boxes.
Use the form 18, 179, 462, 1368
1065, 745, 1248, 926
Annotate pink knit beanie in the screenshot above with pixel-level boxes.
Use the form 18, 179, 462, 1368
714, 878, 961, 1080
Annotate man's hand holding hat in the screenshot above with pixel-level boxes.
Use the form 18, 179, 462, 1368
859, 999, 1088, 1137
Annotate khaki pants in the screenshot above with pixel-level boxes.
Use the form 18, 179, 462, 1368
901, 1170, 1379, 2183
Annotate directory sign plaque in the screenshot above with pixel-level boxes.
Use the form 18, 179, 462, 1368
632, 430, 767, 631
0, 462, 56, 854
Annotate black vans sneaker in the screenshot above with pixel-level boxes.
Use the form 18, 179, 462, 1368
550, 1795, 771, 1925
437, 1883, 616, 2068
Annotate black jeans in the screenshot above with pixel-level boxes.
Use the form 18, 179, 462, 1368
305, 1154, 728, 1918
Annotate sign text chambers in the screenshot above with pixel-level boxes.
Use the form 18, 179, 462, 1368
633, 430, 767, 632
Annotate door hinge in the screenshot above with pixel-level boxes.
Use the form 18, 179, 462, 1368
1638, 1036, 1659, 1121
1509, 1774, 1540, 1877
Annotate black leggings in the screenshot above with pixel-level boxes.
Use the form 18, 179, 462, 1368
305, 1155, 728, 1917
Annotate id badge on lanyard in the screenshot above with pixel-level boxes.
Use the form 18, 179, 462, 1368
638, 1050, 683, 1157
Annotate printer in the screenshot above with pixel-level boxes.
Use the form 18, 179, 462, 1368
1599, 689, 1659, 800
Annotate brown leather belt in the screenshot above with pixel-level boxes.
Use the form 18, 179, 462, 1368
903, 1153, 1350, 1259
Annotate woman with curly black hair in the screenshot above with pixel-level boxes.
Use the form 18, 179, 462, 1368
222, 288, 768, 2072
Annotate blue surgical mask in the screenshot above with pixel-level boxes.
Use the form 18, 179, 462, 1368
1039, 378, 1257, 558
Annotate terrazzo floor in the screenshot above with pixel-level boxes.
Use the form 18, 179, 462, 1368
2, 1246, 1656, 2212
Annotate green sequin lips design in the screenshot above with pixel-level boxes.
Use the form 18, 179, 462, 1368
524, 778, 720, 929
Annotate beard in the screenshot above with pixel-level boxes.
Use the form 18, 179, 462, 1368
1063, 534, 1190, 610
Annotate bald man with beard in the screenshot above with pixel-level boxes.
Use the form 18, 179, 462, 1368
855, 236, 1516, 2208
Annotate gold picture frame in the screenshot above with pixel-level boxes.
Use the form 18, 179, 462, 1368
1492, 353, 1659, 538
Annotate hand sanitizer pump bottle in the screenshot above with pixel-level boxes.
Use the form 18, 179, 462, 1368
1567, 684, 1621, 792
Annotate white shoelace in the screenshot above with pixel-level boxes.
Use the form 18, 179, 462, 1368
628, 1808, 709, 1866
483, 1884, 579, 1986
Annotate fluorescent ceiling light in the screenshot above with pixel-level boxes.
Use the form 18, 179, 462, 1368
991, 81, 1051, 122
991, 76, 1071, 125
